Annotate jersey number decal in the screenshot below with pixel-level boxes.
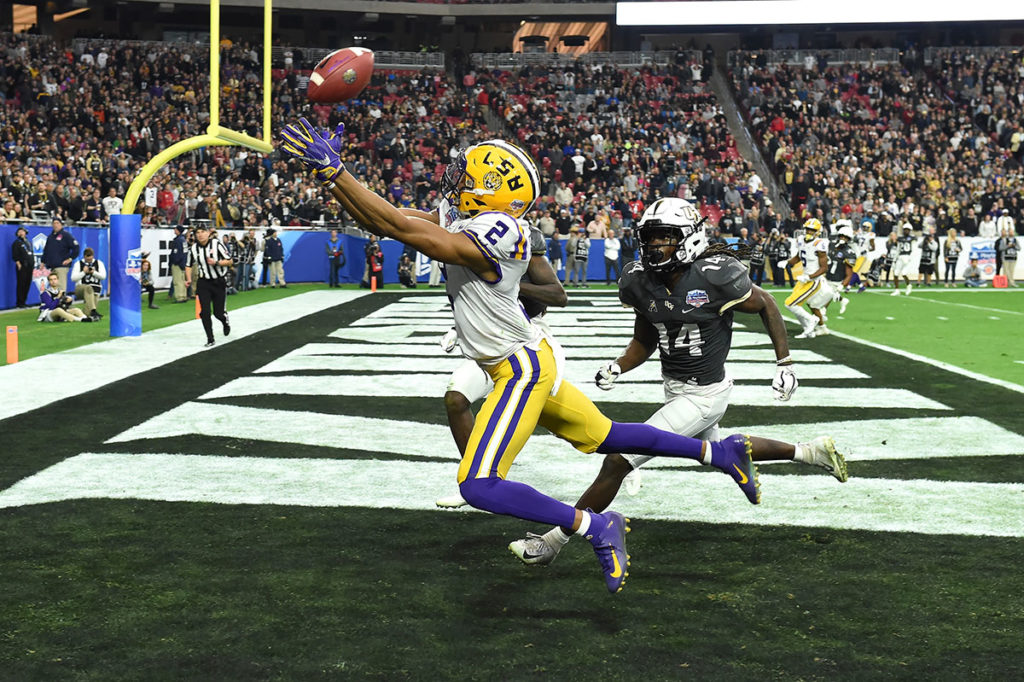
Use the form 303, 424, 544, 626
654, 322, 703, 357
484, 221, 510, 246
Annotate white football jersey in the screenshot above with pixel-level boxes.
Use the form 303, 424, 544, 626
799, 237, 830, 279
445, 211, 540, 365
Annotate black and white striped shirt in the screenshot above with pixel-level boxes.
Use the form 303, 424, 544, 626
187, 238, 231, 280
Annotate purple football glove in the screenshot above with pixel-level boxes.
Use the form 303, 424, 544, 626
279, 117, 345, 186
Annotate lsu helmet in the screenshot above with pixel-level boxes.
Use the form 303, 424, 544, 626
802, 218, 824, 242
439, 139, 539, 224
636, 198, 707, 272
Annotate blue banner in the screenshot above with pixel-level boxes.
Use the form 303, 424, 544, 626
109, 215, 142, 337
0, 224, 108, 309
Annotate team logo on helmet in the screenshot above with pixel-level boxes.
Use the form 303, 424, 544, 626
637, 198, 707, 272
483, 171, 503, 192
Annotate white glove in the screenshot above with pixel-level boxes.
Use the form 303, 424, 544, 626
772, 364, 798, 401
440, 327, 459, 354
595, 361, 621, 391
797, 273, 811, 284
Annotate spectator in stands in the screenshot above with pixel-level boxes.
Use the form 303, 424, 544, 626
42, 218, 79, 291
37, 273, 92, 323
101, 188, 123, 223
263, 228, 286, 288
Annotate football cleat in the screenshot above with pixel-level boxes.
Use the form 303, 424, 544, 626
585, 510, 630, 593
435, 492, 468, 509
839, 297, 849, 315
816, 325, 831, 336
802, 436, 849, 483
890, 289, 901, 297
508, 532, 560, 566
795, 326, 816, 339
710, 434, 761, 504
904, 284, 913, 296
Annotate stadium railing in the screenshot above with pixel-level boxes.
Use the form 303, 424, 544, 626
726, 48, 901, 68
469, 50, 694, 69
923, 45, 1023, 65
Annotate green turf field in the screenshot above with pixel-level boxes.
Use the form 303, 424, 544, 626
1, 288, 1022, 679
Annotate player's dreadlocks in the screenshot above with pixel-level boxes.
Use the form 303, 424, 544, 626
695, 240, 753, 262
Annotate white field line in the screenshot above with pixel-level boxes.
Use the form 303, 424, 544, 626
864, 290, 1024, 316
105, 402, 1024, 463
779, 313, 1024, 395
252, 353, 868, 381
285, 342, 834, 364
200, 374, 948, 409
1, 452, 1020, 537
0, 291, 369, 421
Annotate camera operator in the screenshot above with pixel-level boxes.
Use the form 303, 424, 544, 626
37, 273, 92, 322
71, 247, 106, 321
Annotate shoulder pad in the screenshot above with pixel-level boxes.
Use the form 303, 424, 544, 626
528, 225, 546, 255
694, 255, 747, 286
617, 260, 646, 308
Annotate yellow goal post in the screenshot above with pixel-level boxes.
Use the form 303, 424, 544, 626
121, 0, 274, 215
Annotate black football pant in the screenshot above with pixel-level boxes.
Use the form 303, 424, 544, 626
15, 265, 32, 307
197, 278, 228, 342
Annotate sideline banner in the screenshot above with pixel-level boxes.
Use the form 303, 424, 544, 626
109, 215, 142, 337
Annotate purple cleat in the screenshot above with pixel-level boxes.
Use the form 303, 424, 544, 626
710, 434, 761, 505
585, 510, 631, 593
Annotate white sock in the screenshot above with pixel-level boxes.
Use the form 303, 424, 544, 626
573, 510, 593, 538
793, 443, 811, 463
544, 527, 572, 546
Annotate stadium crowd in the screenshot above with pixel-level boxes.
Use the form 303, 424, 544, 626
730, 51, 1024, 238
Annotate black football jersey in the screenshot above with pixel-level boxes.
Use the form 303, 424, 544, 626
618, 255, 752, 385
827, 242, 855, 282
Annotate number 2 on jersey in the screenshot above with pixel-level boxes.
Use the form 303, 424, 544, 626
483, 220, 510, 246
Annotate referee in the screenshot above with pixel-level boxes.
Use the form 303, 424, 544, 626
184, 226, 232, 347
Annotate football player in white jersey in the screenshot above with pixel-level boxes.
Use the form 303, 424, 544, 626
785, 218, 841, 338
281, 118, 815, 593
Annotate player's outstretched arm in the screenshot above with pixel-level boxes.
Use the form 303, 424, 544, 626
280, 118, 492, 277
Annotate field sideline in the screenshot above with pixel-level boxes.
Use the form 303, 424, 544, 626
1, 289, 1022, 679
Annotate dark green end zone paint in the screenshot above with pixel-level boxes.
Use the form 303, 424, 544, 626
1, 291, 1022, 679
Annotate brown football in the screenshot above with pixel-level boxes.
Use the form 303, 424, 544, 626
307, 47, 374, 103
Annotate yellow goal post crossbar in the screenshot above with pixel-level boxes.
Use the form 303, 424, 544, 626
122, 0, 274, 215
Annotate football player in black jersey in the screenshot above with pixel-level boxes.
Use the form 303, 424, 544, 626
510, 198, 849, 566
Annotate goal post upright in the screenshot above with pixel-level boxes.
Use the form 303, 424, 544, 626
114, 0, 274, 337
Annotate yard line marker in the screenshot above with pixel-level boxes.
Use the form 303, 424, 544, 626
2, 453, 1020, 537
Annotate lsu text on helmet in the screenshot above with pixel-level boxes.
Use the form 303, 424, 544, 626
636, 198, 707, 272
440, 140, 539, 222
803, 218, 824, 242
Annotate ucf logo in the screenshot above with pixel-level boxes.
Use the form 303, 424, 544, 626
481, 150, 524, 191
